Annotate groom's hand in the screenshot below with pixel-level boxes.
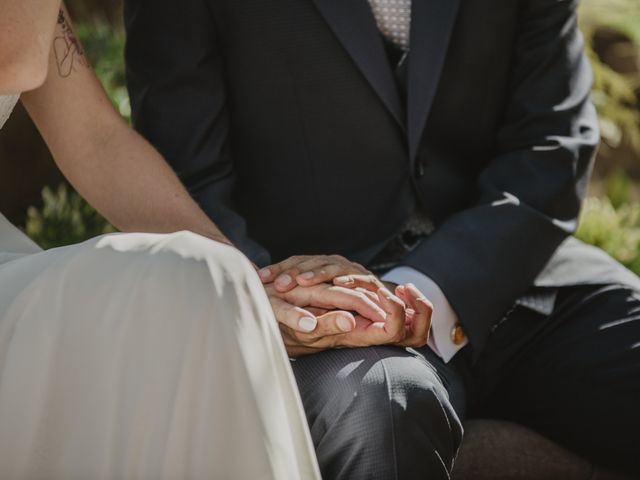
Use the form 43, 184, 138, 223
259, 254, 386, 292
259, 254, 399, 295
268, 281, 433, 357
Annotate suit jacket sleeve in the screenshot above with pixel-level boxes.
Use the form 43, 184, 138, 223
403, 0, 599, 356
124, 0, 271, 266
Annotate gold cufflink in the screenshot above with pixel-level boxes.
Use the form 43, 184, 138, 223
450, 323, 467, 345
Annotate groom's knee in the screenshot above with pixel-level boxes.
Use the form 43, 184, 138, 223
293, 347, 463, 479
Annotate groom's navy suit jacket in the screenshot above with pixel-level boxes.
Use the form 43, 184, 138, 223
124, 0, 639, 355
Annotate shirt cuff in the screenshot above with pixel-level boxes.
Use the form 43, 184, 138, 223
381, 266, 467, 363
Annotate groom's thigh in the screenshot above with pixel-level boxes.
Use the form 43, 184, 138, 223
478, 284, 640, 476
291, 346, 465, 480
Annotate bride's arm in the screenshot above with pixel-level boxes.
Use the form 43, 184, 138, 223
0, 0, 61, 94
20, 4, 232, 245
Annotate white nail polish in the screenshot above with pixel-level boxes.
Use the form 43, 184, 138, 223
337, 315, 353, 332
275, 274, 292, 286
335, 275, 351, 283
258, 268, 271, 279
299, 317, 317, 333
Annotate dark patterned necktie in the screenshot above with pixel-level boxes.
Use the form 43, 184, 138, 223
367, 0, 412, 51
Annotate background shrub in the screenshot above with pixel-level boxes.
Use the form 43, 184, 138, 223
576, 171, 640, 275
25, 184, 115, 250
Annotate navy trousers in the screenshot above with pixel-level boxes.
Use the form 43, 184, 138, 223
292, 284, 640, 479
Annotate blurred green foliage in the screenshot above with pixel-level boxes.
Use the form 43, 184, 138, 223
576, 191, 640, 276
588, 49, 640, 153
579, 0, 640, 155
76, 22, 130, 121
603, 169, 634, 210
65, 0, 123, 29
579, 0, 640, 46
25, 184, 116, 250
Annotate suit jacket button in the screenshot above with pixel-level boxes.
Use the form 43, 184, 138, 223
450, 323, 467, 345
414, 161, 425, 178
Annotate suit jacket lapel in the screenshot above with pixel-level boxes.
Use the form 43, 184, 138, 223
309, 0, 405, 129
408, 0, 461, 161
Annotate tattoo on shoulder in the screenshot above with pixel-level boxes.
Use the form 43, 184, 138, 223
54, 9, 88, 78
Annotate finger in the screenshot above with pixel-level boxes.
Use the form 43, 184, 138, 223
283, 311, 355, 350
280, 284, 382, 321
257, 255, 311, 284
395, 285, 414, 320
273, 270, 301, 292
395, 284, 411, 308
296, 263, 359, 287
268, 295, 318, 334
258, 265, 276, 283
404, 284, 433, 313
355, 287, 382, 305
315, 311, 356, 336
329, 314, 389, 348
400, 284, 433, 347
279, 255, 365, 291
377, 287, 406, 342
410, 296, 432, 346
292, 256, 336, 284
333, 274, 385, 293
306, 285, 387, 322
296, 259, 369, 286
272, 257, 332, 292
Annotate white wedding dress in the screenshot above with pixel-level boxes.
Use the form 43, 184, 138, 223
0, 95, 320, 479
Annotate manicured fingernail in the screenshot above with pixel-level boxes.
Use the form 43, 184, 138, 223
299, 317, 317, 333
299, 271, 315, 280
258, 268, 271, 279
335, 275, 352, 283
337, 315, 353, 332
275, 274, 292, 287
